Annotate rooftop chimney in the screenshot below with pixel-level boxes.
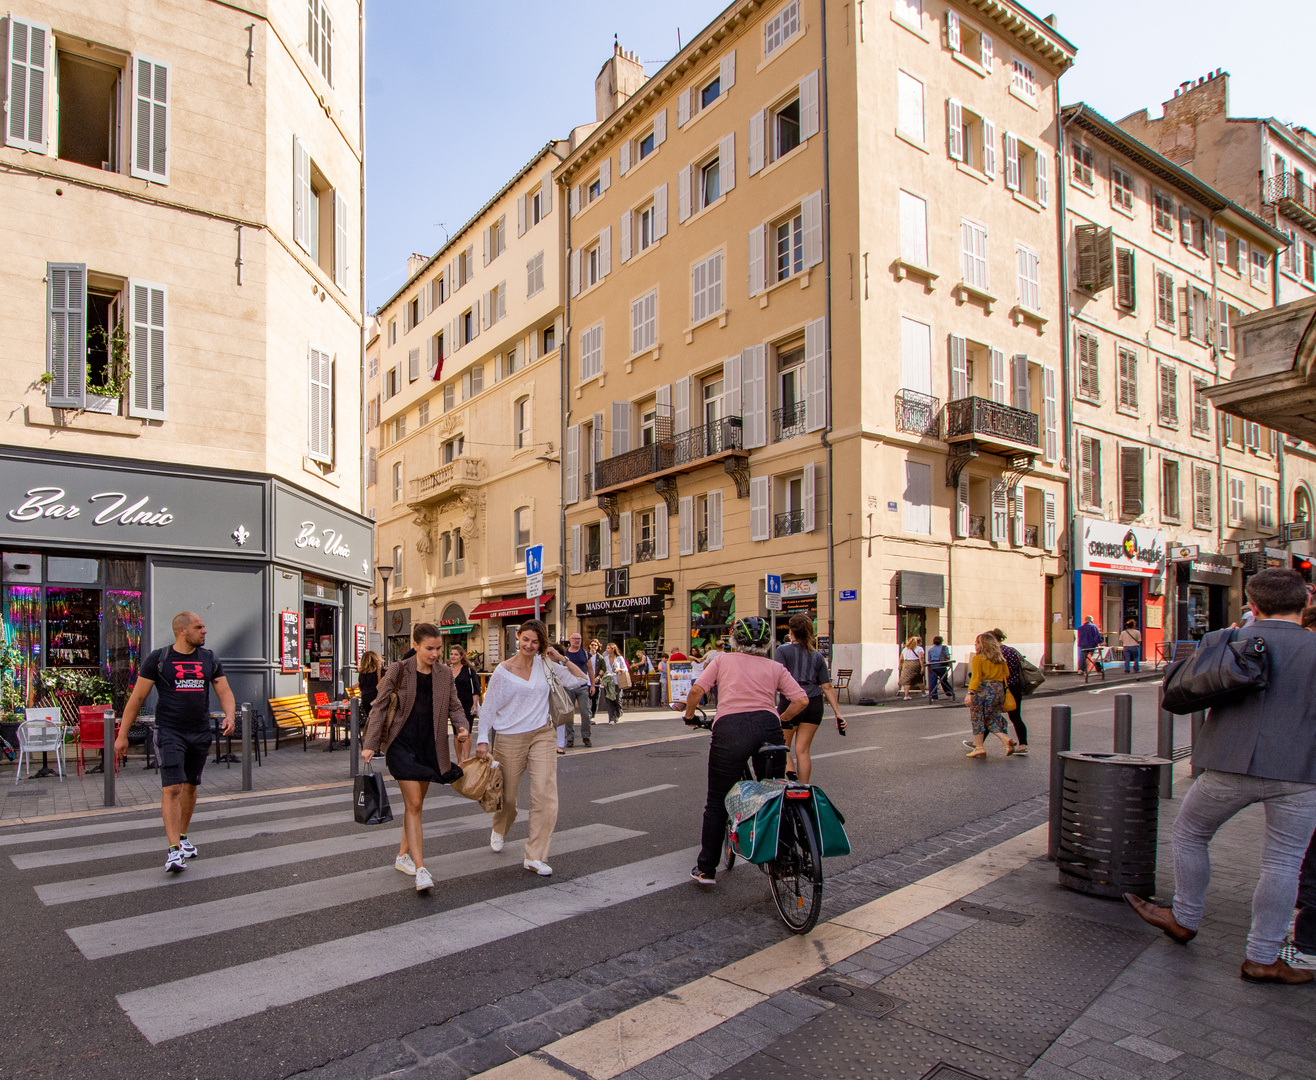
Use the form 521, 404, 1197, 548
407, 252, 428, 280
595, 41, 647, 123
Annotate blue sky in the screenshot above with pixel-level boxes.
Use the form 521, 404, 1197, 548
363, 0, 1315, 312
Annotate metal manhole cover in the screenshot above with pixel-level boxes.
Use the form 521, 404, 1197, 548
798, 975, 901, 1018
944, 901, 1029, 926
922, 1066, 990, 1080
646, 750, 698, 758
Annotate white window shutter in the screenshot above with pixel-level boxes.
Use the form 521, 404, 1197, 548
946, 9, 961, 49
293, 135, 309, 250
802, 190, 823, 268
1043, 366, 1058, 461
720, 50, 736, 90
748, 225, 765, 297
593, 411, 605, 465
599, 157, 611, 192
45, 263, 86, 408
950, 334, 968, 400
483, 226, 490, 266
570, 525, 582, 575
619, 511, 633, 565
990, 482, 1008, 541
517, 194, 526, 236
800, 71, 820, 140
541, 173, 552, 214
619, 139, 631, 175
744, 345, 768, 448
1036, 151, 1049, 207
332, 192, 348, 289
653, 183, 668, 238
748, 110, 765, 175
599, 225, 612, 277
497, 282, 507, 321
655, 502, 669, 559
956, 474, 971, 538
805, 318, 827, 432
620, 211, 632, 263
948, 99, 963, 161
981, 33, 993, 71
990, 348, 1006, 403
570, 185, 580, 217
128, 280, 168, 419
654, 108, 667, 145
1012, 483, 1025, 546
719, 133, 736, 192
677, 88, 690, 127
678, 166, 692, 223
708, 490, 724, 551
571, 249, 581, 296
749, 478, 770, 541
305, 344, 332, 461
724, 352, 743, 419
983, 118, 996, 179
472, 299, 481, 338
5, 16, 50, 152
600, 518, 612, 570
482, 290, 492, 329
1004, 133, 1019, 191
1043, 491, 1057, 550
802, 462, 816, 532
674, 375, 691, 434
611, 400, 630, 456
131, 55, 170, 182
679, 496, 695, 554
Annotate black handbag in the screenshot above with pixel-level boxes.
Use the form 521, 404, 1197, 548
1162, 627, 1269, 714
353, 761, 394, 825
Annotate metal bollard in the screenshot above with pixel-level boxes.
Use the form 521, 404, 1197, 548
1113, 693, 1132, 755
1156, 686, 1174, 799
103, 708, 116, 808
349, 698, 360, 779
1190, 711, 1205, 777
1048, 704, 1072, 861
241, 703, 253, 792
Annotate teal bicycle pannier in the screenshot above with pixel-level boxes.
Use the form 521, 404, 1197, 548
725, 779, 786, 864
803, 785, 851, 857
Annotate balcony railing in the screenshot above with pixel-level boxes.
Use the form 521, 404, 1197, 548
945, 397, 1039, 451
409, 457, 482, 504
594, 417, 743, 492
636, 540, 657, 562
584, 552, 601, 572
895, 390, 942, 437
773, 401, 807, 442
1265, 172, 1316, 228
774, 510, 806, 537
969, 515, 986, 539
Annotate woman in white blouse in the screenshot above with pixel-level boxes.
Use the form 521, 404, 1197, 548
475, 619, 588, 876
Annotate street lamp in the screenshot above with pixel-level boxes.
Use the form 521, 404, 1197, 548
376, 563, 393, 662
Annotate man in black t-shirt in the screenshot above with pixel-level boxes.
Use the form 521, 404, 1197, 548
117, 612, 235, 874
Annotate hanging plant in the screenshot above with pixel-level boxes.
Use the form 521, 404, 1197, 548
85, 318, 132, 401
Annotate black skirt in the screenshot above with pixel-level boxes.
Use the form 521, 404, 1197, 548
385, 672, 461, 784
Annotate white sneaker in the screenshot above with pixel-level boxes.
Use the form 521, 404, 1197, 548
415, 866, 434, 891
394, 853, 416, 875
178, 837, 198, 859
490, 830, 505, 853
165, 849, 187, 874
524, 859, 552, 876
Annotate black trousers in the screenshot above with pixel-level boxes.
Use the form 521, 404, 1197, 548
1297, 830, 1316, 953
698, 710, 784, 875
1005, 684, 1028, 746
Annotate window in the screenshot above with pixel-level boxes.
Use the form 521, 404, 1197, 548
307, 0, 332, 84
391, 544, 403, 588
1161, 459, 1180, 521
1153, 190, 1174, 235
778, 345, 807, 435
1251, 247, 1269, 287
631, 289, 657, 354
418, 401, 429, 426
637, 201, 657, 253
639, 130, 656, 160
1006, 137, 1046, 205
1228, 476, 1245, 526
460, 365, 483, 399
292, 137, 347, 280
514, 507, 531, 564
1260, 484, 1274, 529
764, 0, 800, 58
1011, 57, 1036, 99
1117, 348, 1138, 413
543, 323, 557, 354
641, 407, 657, 446
588, 178, 602, 202
432, 274, 447, 306
1120, 447, 1144, 518
368, 356, 378, 379
701, 156, 721, 208
441, 532, 453, 578
388, 319, 397, 346
1194, 465, 1213, 527
897, 71, 924, 143
1076, 333, 1099, 402
391, 462, 403, 503
390, 416, 405, 444
1306, 241, 1315, 285
1155, 270, 1175, 328
1218, 301, 1239, 354
946, 11, 991, 70
898, 191, 928, 268
526, 251, 544, 298
504, 344, 519, 376
1190, 377, 1210, 436
1190, 288, 1209, 343
514, 396, 531, 449
587, 242, 602, 288
1116, 247, 1136, 309
442, 436, 464, 463
442, 383, 455, 411
1079, 436, 1101, 509
483, 216, 506, 264
702, 377, 725, 425
775, 210, 806, 281
701, 75, 721, 110
773, 97, 802, 159
960, 219, 988, 290
461, 308, 474, 345
530, 186, 547, 226
408, 296, 420, 330
1071, 142, 1094, 187
1157, 362, 1178, 427
947, 100, 991, 174
1016, 245, 1040, 311
1111, 165, 1134, 211
692, 252, 724, 324
432, 331, 445, 371
580, 323, 603, 380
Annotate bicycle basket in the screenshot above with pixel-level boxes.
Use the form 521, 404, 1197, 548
725, 779, 787, 864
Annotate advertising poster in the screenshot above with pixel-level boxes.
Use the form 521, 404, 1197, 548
667, 660, 696, 705
279, 611, 301, 673
354, 624, 367, 665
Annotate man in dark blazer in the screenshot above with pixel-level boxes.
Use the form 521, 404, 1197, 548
1126, 568, 1316, 984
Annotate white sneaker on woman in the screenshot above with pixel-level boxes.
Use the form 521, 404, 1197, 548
490, 830, 505, 852
524, 859, 552, 876
394, 853, 416, 875
415, 866, 434, 891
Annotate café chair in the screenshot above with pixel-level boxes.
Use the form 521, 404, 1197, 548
16, 709, 66, 783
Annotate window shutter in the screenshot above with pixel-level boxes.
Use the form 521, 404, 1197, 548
980, 33, 993, 71
1010, 483, 1024, 545
598, 158, 611, 194
653, 183, 669, 238
1036, 150, 1048, 207
611, 400, 630, 456
599, 225, 612, 276
800, 71, 820, 140
956, 474, 970, 537
619, 511, 633, 565
719, 133, 736, 193
571, 249, 581, 297
600, 517, 612, 570
743, 344, 768, 448
749, 478, 770, 541
482, 289, 493, 330
1178, 287, 1191, 339
677, 88, 690, 127
720, 50, 736, 90
982, 118, 996, 178
805, 317, 827, 432
541, 173, 552, 214
1121, 446, 1144, 516
949, 334, 968, 400
674, 375, 691, 433
5, 16, 49, 152
679, 496, 695, 554
620, 211, 632, 263
619, 139, 631, 175
947, 99, 963, 161
593, 411, 605, 465
1043, 367, 1057, 462
1011, 354, 1030, 409
1179, 205, 1191, 246
45, 263, 86, 408
801, 190, 823, 267
802, 462, 816, 532
946, 9, 961, 50
306, 345, 333, 462
570, 185, 580, 217
990, 482, 1008, 541
678, 166, 692, 223
131, 55, 170, 183
293, 135, 309, 250
748, 224, 765, 297
990, 348, 1006, 403
654, 108, 667, 145
1215, 226, 1227, 265
655, 501, 669, 559
128, 280, 168, 419
724, 352, 743, 421
472, 300, 481, 338
1004, 133, 1019, 191
708, 491, 724, 551
483, 226, 491, 266
1116, 248, 1136, 308
748, 110, 765, 175
497, 282, 507, 322
1043, 491, 1056, 550
570, 524, 582, 575
517, 194, 526, 236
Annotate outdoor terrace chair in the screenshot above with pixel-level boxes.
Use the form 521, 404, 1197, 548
16, 709, 66, 783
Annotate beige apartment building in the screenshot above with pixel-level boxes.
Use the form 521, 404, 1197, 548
0, 1, 370, 711
370, 144, 570, 665
557, 0, 1074, 693
1058, 105, 1286, 659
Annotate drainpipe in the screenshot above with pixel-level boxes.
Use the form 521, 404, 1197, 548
358, 7, 369, 518
819, 0, 837, 665
559, 160, 572, 635
1058, 100, 1080, 667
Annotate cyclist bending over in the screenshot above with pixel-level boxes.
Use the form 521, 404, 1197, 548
681, 617, 809, 885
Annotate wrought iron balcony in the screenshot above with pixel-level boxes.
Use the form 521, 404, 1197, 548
408, 457, 482, 505
944, 397, 1039, 454
584, 552, 601, 572
636, 540, 657, 562
895, 390, 942, 438
969, 515, 986, 539
773, 401, 807, 443
594, 417, 744, 493
774, 510, 806, 537
1265, 172, 1316, 231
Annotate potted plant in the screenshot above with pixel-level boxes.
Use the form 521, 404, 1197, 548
83, 319, 131, 415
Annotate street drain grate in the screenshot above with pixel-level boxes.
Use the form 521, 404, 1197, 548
797, 975, 901, 1018
646, 750, 698, 758
944, 901, 1030, 926
921, 1065, 990, 1080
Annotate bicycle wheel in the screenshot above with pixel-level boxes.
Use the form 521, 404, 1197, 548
723, 822, 737, 871
769, 800, 823, 934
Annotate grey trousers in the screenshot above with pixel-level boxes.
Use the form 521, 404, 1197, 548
563, 683, 592, 742
1171, 769, 1316, 964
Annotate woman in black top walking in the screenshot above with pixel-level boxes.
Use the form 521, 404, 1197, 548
357, 650, 381, 718
448, 644, 482, 733
774, 614, 847, 783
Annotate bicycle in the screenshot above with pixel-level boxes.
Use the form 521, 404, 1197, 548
689, 708, 824, 934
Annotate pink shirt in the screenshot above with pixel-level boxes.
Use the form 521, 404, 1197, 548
694, 652, 805, 720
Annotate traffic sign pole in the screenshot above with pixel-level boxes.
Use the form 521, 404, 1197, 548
526, 544, 545, 626
765, 574, 783, 656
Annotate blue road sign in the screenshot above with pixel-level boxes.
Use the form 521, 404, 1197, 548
765, 574, 782, 595
525, 544, 544, 577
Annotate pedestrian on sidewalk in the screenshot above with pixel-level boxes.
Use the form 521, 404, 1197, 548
963, 632, 1015, 759
898, 636, 925, 700
116, 612, 236, 874
992, 629, 1028, 755
448, 645, 482, 734
357, 650, 381, 719
1281, 603, 1316, 972
1126, 568, 1316, 984
562, 632, 594, 750
587, 640, 604, 715
1078, 615, 1102, 672
601, 643, 629, 723
1119, 620, 1142, 673
474, 620, 589, 876
775, 614, 847, 784
926, 637, 954, 702
362, 623, 470, 893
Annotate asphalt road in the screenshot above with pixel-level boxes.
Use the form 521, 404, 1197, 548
0, 681, 1172, 1079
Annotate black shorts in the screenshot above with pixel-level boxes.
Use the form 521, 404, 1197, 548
154, 726, 212, 787
782, 696, 825, 729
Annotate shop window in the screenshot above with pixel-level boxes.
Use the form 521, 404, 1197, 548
690, 585, 735, 652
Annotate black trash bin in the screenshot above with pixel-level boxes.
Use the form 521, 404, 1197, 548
648, 677, 662, 708
1057, 751, 1171, 899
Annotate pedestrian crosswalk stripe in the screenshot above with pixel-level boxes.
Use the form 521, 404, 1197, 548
810, 745, 882, 760
67, 823, 645, 960
591, 784, 677, 804
116, 847, 697, 1044
36, 810, 522, 907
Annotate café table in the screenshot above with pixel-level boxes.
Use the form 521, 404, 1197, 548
322, 701, 352, 751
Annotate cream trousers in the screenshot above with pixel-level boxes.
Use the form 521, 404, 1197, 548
490, 722, 559, 863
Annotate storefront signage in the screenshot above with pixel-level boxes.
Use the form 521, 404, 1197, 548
386, 609, 411, 637
279, 611, 301, 673
354, 624, 367, 665
781, 579, 817, 597
575, 595, 660, 615
1187, 552, 1235, 587
604, 567, 630, 598
654, 576, 675, 596
1076, 518, 1164, 578
897, 571, 945, 608
1237, 539, 1263, 555
273, 485, 372, 585
1168, 544, 1199, 561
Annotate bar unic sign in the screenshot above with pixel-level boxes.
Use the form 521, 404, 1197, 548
1076, 518, 1165, 578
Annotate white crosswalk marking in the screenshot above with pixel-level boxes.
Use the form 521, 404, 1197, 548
810, 746, 881, 760
591, 784, 677, 803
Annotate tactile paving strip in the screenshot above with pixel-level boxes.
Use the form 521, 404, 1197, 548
797, 974, 902, 1018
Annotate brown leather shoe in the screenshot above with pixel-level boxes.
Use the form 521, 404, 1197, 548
1241, 958, 1315, 984
1122, 893, 1197, 944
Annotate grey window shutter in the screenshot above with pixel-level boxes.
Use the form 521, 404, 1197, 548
708, 490, 724, 551
408, 348, 419, 381
653, 183, 669, 238
619, 138, 631, 175
517, 194, 526, 236
674, 376, 691, 434
990, 482, 1008, 541
805, 318, 826, 432
743, 344, 767, 448
570, 524, 582, 575
724, 353, 743, 420
293, 135, 309, 250
749, 478, 770, 541
620, 211, 632, 263
611, 400, 630, 456
949, 335, 968, 399
748, 110, 765, 175
599, 225, 612, 277
719, 132, 735, 193
599, 157, 611, 192
5, 17, 50, 152
128, 279, 167, 419
619, 511, 633, 565
947, 99, 963, 161
801, 190, 823, 267
721, 50, 736, 89
655, 501, 669, 559
678, 166, 691, 223
45, 263, 86, 408
565, 424, 580, 504
1004, 132, 1019, 191
654, 108, 667, 145
131, 55, 170, 182
600, 517, 613, 570
956, 474, 970, 537
678, 496, 694, 554
800, 71, 819, 140
677, 88, 690, 128
802, 462, 816, 532
748, 224, 764, 297
541, 173, 552, 213
306, 344, 332, 461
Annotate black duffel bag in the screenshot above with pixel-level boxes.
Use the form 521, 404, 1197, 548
353, 761, 394, 825
1162, 627, 1269, 714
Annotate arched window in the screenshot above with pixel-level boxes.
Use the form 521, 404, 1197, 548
515, 396, 531, 449
514, 506, 531, 563
1296, 487, 1312, 524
